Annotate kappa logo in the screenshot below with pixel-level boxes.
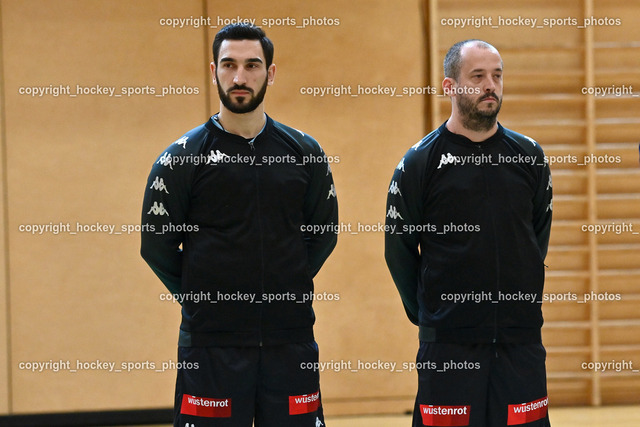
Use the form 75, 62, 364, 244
147, 201, 169, 216
386, 205, 403, 220
327, 184, 337, 199
150, 176, 169, 194
397, 158, 405, 172
157, 152, 174, 170
207, 149, 230, 165
174, 136, 188, 149
316, 417, 324, 426
546, 175, 552, 191
437, 152, 461, 169
546, 199, 553, 212
388, 180, 401, 196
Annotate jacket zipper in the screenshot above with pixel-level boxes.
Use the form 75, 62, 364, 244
479, 142, 500, 343
249, 140, 265, 347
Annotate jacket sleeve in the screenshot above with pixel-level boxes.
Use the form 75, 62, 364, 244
302, 142, 338, 277
385, 150, 423, 325
140, 136, 194, 296
532, 152, 553, 260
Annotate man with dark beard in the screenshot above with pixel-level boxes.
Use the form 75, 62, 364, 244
385, 40, 553, 426
141, 23, 337, 427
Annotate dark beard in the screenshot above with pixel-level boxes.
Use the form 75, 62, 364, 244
216, 74, 268, 114
457, 93, 502, 132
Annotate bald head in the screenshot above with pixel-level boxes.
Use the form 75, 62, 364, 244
444, 39, 501, 81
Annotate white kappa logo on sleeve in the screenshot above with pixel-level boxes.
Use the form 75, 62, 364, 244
150, 176, 169, 194
147, 201, 169, 216
174, 136, 188, 148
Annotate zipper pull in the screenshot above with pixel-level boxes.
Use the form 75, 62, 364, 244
249, 140, 255, 151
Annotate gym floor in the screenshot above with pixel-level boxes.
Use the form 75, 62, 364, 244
320, 405, 640, 426
146, 404, 640, 426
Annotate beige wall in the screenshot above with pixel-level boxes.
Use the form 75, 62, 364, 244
0, 3, 9, 411
0, 0, 424, 415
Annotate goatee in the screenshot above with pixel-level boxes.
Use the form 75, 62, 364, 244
216, 74, 268, 114
457, 93, 502, 132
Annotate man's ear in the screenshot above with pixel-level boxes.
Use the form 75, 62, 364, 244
442, 77, 456, 97
267, 63, 276, 86
210, 62, 217, 85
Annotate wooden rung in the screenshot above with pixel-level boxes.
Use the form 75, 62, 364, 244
547, 372, 592, 379
505, 94, 583, 102
546, 346, 591, 354
599, 319, 640, 327
544, 321, 591, 328
549, 245, 589, 252
601, 344, 640, 352
600, 268, 640, 276
546, 270, 590, 278
599, 371, 640, 378
596, 118, 640, 125
593, 41, 640, 49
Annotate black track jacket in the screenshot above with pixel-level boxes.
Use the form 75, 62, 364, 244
141, 114, 338, 347
385, 122, 552, 344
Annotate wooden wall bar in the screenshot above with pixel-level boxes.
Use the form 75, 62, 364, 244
430, 0, 640, 407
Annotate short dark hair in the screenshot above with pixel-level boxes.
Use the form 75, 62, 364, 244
212, 23, 274, 67
444, 39, 499, 80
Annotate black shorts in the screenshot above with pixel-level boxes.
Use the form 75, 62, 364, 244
412, 342, 550, 427
174, 342, 325, 427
